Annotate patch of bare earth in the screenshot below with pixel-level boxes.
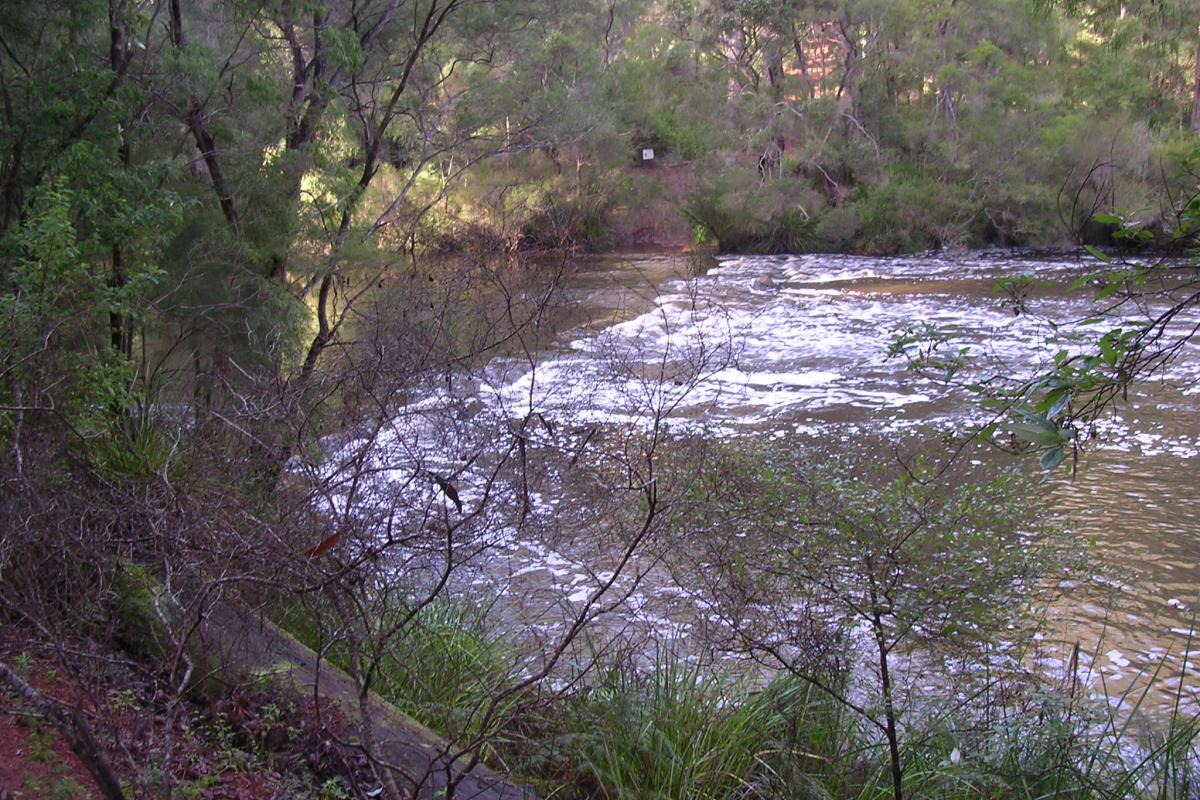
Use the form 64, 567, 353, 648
0, 636, 368, 799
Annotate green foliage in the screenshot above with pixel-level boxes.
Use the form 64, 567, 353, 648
847, 174, 979, 254
47, 778, 91, 800
317, 777, 353, 800
615, 0, 1200, 254
723, 445, 1065, 645
683, 439, 1084, 799
684, 172, 823, 253
605, 31, 723, 162
513, 643, 1200, 799
0, 184, 153, 440
530, 652, 872, 799
522, 176, 624, 251
87, 413, 176, 484
27, 722, 57, 764
813, 205, 866, 251
567, 653, 771, 799
373, 600, 514, 745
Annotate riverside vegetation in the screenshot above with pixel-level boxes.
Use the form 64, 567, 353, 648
3, 1, 1200, 798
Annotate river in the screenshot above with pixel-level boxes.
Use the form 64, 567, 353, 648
514, 250, 1200, 713
332, 248, 1200, 718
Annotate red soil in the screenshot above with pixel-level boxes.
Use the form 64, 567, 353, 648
0, 670, 102, 799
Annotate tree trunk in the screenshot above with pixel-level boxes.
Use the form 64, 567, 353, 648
874, 615, 904, 800
108, 1, 133, 362
865, 556, 903, 800
766, 36, 785, 102
835, 21, 861, 124
792, 29, 813, 99
109, 242, 129, 358
932, 0, 960, 134
1191, 32, 1200, 134
170, 0, 240, 235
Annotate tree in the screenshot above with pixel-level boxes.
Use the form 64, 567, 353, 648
1053, 0, 1200, 132
682, 443, 1073, 800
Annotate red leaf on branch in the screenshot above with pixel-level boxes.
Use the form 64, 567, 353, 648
305, 532, 342, 559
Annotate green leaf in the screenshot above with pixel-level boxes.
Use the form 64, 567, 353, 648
1095, 280, 1121, 300
1099, 332, 1120, 366
1045, 391, 1071, 421
1013, 406, 1056, 428
1010, 422, 1063, 447
1040, 447, 1065, 470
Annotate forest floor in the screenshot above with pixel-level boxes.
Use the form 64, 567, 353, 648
0, 682, 101, 800
0, 632, 368, 800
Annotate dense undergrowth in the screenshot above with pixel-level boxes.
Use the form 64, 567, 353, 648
0, 634, 374, 800
276, 596, 1200, 800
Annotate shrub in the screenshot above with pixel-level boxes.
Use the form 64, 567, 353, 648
684, 171, 825, 254
847, 174, 979, 253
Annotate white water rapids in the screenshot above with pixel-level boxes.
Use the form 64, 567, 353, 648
320, 250, 1200, 718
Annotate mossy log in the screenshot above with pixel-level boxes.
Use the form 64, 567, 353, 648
111, 566, 536, 799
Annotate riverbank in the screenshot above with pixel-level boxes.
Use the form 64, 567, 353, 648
455, 156, 1191, 259
7, 602, 1195, 800
0, 631, 375, 800
5, 246, 1200, 799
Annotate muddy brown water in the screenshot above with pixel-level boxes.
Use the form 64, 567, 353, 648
333, 249, 1200, 718
531, 251, 1200, 716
